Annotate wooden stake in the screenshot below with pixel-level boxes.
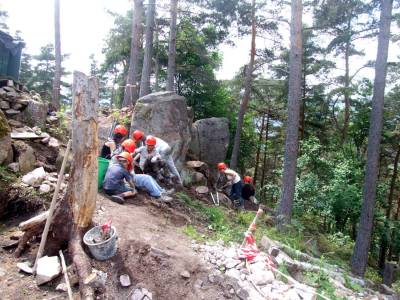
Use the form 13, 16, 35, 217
33, 139, 72, 273
59, 250, 74, 300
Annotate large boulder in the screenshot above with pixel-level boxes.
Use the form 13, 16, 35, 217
188, 117, 229, 165
20, 99, 48, 127
0, 110, 12, 165
131, 92, 192, 170
13, 141, 36, 174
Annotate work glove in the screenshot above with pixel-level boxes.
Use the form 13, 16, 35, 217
249, 196, 258, 205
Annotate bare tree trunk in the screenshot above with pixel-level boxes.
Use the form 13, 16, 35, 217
230, 0, 256, 170
167, 0, 178, 91
139, 0, 156, 98
300, 67, 306, 140
154, 20, 160, 92
342, 37, 351, 144
254, 113, 266, 186
277, 0, 303, 225
389, 195, 400, 259
351, 0, 393, 277
378, 145, 400, 269
51, 0, 61, 111
260, 113, 270, 198
46, 72, 99, 299
122, 0, 143, 107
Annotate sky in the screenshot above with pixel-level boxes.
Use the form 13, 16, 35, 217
1, 0, 399, 85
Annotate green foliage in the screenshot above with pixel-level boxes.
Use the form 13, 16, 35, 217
181, 225, 205, 241
344, 274, 363, 293
0, 166, 16, 182
304, 269, 345, 300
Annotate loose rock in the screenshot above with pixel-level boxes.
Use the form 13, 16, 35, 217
180, 270, 191, 279
195, 186, 209, 194
17, 262, 33, 274
36, 256, 61, 285
120, 274, 131, 287
22, 167, 47, 187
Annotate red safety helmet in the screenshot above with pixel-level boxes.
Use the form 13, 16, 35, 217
116, 152, 133, 170
243, 176, 253, 183
114, 125, 128, 136
146, 136, 157, 146
217, 162, 227, 170
133, 130, 144, 141
121, 139, 136, 153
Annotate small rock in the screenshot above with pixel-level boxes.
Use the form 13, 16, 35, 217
7, 162, 19, 172
195, 186, 209, 194
40, 132, 50, 144
130, 287, 153, 300
225, 258, 241, 269
249, 270, 275, 286
180, 270, 191, 279
380, 284, 396, 295
39, 183, 51, 194
22, 167, 47, 187
56, 283, 68, 292
120, 274, 131, 287
5, 109, 20, 115
270, 247, 280, 257
0, 267, 6, 277
284, 288, 301, 300
48, 137, 59, 148
235, 288, 249, 300
194, 279, 203, 289
36, 256, 61, 285
0, 100, 10, 109
225, 268, 240, 281
12, 103, 23, 110
17, 262, 33, 274
7, 119, 23, 127
47, 116, 59, 123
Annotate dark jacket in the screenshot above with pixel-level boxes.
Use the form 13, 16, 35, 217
241, 183, 255, 200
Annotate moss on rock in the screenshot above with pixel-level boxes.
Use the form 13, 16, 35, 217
0, 110, 10, 139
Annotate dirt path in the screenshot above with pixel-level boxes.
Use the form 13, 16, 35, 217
91, 193, 229, 299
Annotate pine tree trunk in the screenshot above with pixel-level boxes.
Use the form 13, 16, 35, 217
277, 0, 303, 225
378, 145, 400, 269
260, 113, 270, 198
167, 0, 178, 91
230, 0, 256, 170
253, 113, 266, 186
51, 0, 61, 111
122, 0, 143, 107
154, 20, 160, 92
351, 0, 393, 277
342, 37, 351, 144
389, 195, 400, 259
139, 0, 156, 98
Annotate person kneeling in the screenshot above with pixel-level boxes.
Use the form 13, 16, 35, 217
103, 152, 137, 204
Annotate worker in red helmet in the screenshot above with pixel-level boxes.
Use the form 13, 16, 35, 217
133, 135, 161, 172
132, 130, 145, 147
217, 162, 244, 209
242, 176, 258, 205
100, 124, 128, 159
102, 152, 137, 204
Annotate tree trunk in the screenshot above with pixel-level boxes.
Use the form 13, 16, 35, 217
230, 0, 256, 170
378, 145, 400, 269
253, 113, 266, 186
351, 0, 393, 277
139, 0, 156, 98
300, 66, 306, 140
122, 0, 143, 107
167, 0, 178, 91
260, 113, 270, 199
51, 0, 61, 111
154, 20, 160, 92
389, 195, 400, 259
341, 37, 351, 144
277, 0, 303, 225
47, 71, 99, 299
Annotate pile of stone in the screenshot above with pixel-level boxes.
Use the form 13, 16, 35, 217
21, 166, 68, 194
0, 81, 48, 127
191, 240, 397, 300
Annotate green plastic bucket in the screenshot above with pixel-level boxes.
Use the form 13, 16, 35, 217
98, 157, 110, 189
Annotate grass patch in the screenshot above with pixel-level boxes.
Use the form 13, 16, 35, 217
181, 225, 205, 241
344, 274, 364, 292
0, 166, 16, 182
304, 270, 346, 300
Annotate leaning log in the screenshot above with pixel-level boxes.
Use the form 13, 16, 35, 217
19, 211, 49, 231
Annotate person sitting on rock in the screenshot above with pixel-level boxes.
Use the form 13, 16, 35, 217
217, 162, 244, 209
241, 176, 258, 205
102, 152, 137, 204
100, 125, 128, 159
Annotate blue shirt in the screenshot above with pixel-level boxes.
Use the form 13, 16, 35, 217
103, 164, 133, 191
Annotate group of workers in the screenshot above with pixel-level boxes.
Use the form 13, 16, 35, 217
100, 124, 258, 209
216, 162, 257, 210
100, 124, 181, 204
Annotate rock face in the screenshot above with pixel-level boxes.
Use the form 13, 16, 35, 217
0, 110, 12, 165
13, 140, 36, 174
188, 117, 229, 165
21, 99, 48, 127
131, 92, 192, 170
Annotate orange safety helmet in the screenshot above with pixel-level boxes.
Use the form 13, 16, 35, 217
217, 162, 227, 170
116, 152, 133, 170
146, 136, 157, 146
121, 139, 136, 153
133, 130, 144, 141
114, 125, 128, 136
243, 176, 253, 183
